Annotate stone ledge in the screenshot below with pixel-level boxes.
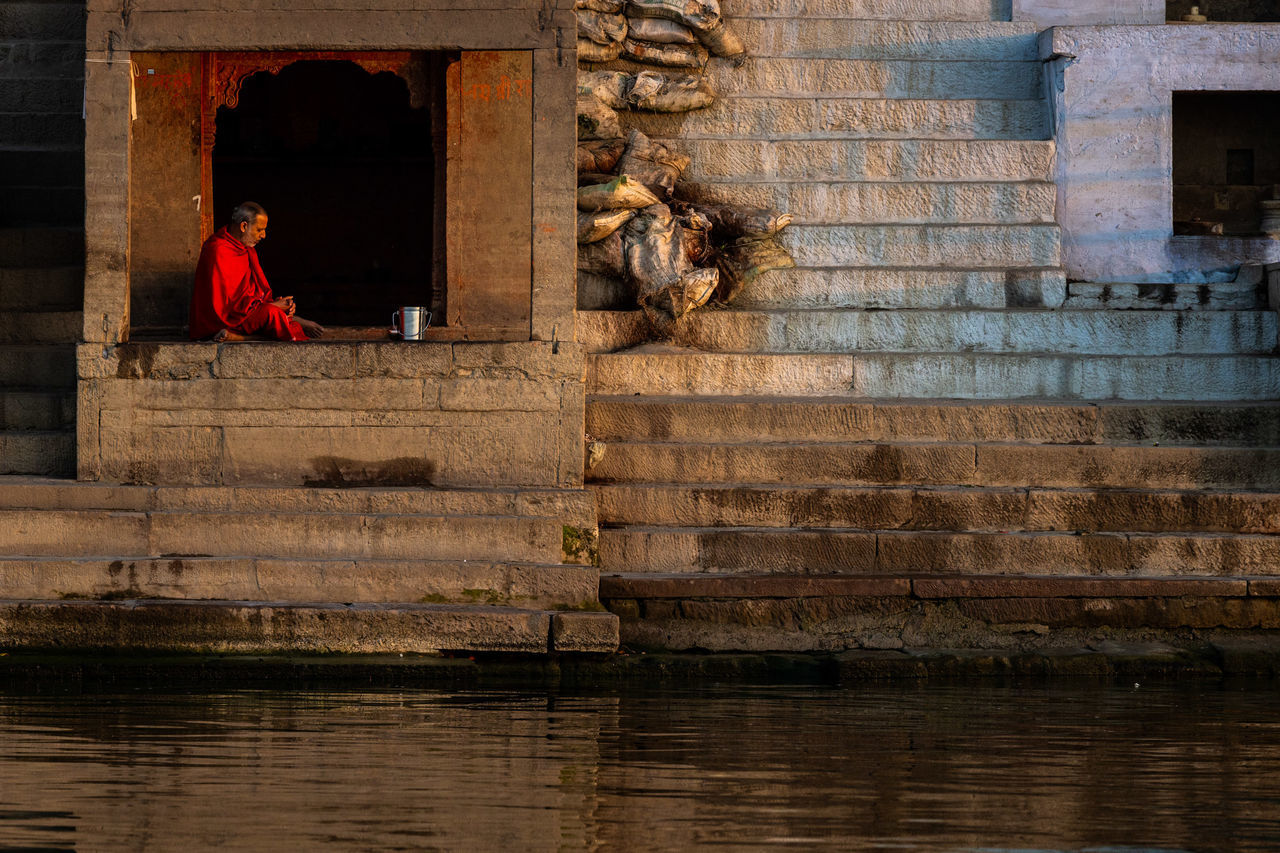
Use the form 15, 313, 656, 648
601, 574, 912, 599
601, 573, 1276, 601
0, 599, 618, 655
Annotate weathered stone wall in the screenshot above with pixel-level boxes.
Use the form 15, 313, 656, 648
1044, 24, 1280, 282
76, 341, 586, 487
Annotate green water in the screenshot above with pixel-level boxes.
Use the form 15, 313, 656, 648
1, 682, 1277, 851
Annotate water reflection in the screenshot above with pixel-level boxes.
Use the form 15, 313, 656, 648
0, 683, 1277, 851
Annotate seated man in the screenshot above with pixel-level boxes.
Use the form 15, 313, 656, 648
189, 201, 325, 341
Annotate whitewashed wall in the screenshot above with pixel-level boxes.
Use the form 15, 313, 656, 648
1044, 24, 1280, 282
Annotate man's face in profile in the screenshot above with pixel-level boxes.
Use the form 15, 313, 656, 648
236, 214, 268, 248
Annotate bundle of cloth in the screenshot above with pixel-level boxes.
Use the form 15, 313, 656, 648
576, 127, 794, 330
576, 0, 746, 67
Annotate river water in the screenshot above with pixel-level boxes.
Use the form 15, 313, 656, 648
1, 680, 1277, 851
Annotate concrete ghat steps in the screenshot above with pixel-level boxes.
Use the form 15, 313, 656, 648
706, 58, 1043, 100
593, 484, 1280, 533
679, 180, 1056, 225
0, 266, 83, 311
0, 556, 600, 610
598, 574, 1280, 653
741, 0, 1008, 20
586, 351, 1280, 400
0, 431, 73, 476
0, 507, 567, 563
726, 19, 1040, 60
778, 224, 1060, 267
579, 309, 1279, 356
597, 526, 1280, 576
0, 599, 619, 654
0, 344, 75, 387
589, 442, 1280, 490
585, 397, 1280, 446
0, 389, 75, 430
668, 139, 1056, 183
628, 98, 1049, 141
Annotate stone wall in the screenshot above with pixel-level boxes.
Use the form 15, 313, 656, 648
76, 341, 586, 487
1044, 24, 1280, 282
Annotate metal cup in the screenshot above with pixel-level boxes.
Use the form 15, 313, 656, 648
392, 307, 431, 341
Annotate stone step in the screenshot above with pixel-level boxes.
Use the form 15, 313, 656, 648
0, 113, 83, 148
0, 599, 619, 654
678, 180, 1056, 225
667, 138, 1055, 183
732, 267, 1067, 310
0, 430, 73, 476
707, 57, 1042, 100
0, 310, 82, 343
0, 185, 83, 226
0, 265, 82, 310
593, 483, 1280, 534
593, 481, 1280, 527
579, 309, 1279, 356
730, 268, 1069, 311
1064, 280, 1268, 311
0, 226, 83, 267
0, 147, 81, 187
0, 478, 596, 519
780, 224, 1060, 268
0, 344, 75, 387
0, 77, 82, 113
0, 556, 600, 610
0, 389, 74, 430
0, 4, 86, 42
587, 441, 1280, 490
0, 507, 566, 563
627, 97, 1049, 141
0, 41, 83, 80
599, 574, 1280, 651
586, 351, 1280, 400
730, 0, 1007, 20
585, 397, 1280, 447
726, 19, 1040, 60
598, 526, 1280, 576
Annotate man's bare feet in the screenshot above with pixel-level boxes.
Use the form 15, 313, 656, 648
296, 317, 326, 339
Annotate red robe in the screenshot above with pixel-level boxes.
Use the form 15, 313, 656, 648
189, 227, 305, 341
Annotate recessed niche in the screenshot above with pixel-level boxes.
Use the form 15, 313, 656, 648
1172, 91, 1280, 235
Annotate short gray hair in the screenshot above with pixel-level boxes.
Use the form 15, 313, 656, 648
230, 201, 266, 226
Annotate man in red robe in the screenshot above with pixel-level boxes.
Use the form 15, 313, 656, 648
189, 202, 325, 341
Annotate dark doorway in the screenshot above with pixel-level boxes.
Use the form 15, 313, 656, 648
213, 60, 434, 328
1172, 91, 1280, 235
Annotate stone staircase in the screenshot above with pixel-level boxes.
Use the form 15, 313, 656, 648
0, 477, 616, 653
581, 0, 1280, 649
0, 1, 85, 477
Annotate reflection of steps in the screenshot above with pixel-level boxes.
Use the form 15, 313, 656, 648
0, 1, 85, 478
0, 478, 617, 653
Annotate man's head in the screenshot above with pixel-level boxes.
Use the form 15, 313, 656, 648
230, 201, 268, 247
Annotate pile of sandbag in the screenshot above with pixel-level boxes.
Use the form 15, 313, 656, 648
576, 0, 745, 67
577, 128, 794, 328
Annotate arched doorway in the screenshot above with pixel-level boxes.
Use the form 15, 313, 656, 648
212, 59, 436, 328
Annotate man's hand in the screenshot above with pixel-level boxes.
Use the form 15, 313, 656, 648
271, 296, 296, 317
295, 317, 326, 339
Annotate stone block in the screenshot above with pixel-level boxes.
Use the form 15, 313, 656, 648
0, 509, 150, 556
352, 342, 452, 379
588, 352, 854, 396
451, 341, 584, 380
438, 377, 561, 412
876, 530, 1131, 574
913, 576, 1248, 599
0, 600, 557, 654
1027, 489, 1280, 534
551, 611, 619, 652
212, 343, 356, 379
